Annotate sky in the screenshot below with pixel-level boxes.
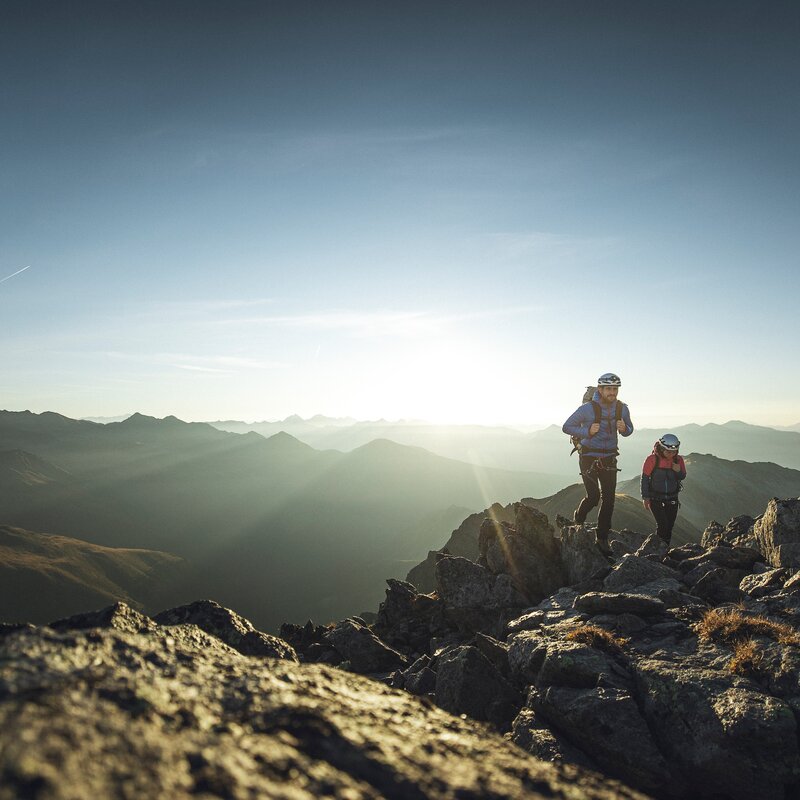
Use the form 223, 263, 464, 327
1, 0, 799, 428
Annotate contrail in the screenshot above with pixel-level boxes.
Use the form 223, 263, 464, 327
0, 265, 31, 284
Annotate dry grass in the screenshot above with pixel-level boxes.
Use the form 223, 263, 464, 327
694, 608, 800, 647
728, 638, 766, 677
565, 624, 628, 654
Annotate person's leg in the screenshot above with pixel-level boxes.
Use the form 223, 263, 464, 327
650, 500, 670, 543
595, 461, 618, 538
574, 456, 601, 523
662, 501, 679, 546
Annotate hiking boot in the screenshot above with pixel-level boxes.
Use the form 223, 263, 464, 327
595, 534, 613, 559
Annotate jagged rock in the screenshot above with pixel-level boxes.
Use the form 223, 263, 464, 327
397, 654, 437, 695
506, 609, 547, 634
702, 515, 759, 550
530, 685, 674, 797
490, 572, 530, 608
668, 543, 706, 561
279, 619, 328, 658
634, 534, 669, 559
740, 568, 789, 597
783, 571, 800, 592
574, 592, 666, 617
611, 528, 649, 554
690, 568, 747, 604
0, 625, 647, 800
560, 524, 610, 584
508, 631, 549, 683
153, 599, 297, 661
435, 555, 492, 607
635, 659, 800, 800
755, 498, 800, 567
603, 555, 681, 593
472, 632, 510, 675
510, 707, 599, 770
434, 645, 520, 730
324, 618, 407, 674
536, 640, 630, 690
372, 579, 444, 654
656, 588, 709, 609
478, 504, 566, 601
50, 601, 157, 634
682, 545, 763, 572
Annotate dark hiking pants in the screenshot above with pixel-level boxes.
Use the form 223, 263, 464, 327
650, 498, 679, 545
575, 455, 617, 538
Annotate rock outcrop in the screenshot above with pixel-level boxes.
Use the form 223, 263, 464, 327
0, 605, 646, 799
286, 496, 800, 800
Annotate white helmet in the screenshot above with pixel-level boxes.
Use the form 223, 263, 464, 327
597, 372, 621, 387
658, 434, 680, 451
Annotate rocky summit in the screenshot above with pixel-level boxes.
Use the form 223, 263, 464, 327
0, 602, 643, 800
4, 498, 800, 799
281, 497, 800, 800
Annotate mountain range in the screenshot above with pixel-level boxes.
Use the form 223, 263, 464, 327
0, 410, 548, 630
3, 409, 800, 631
207, 415, 800, 476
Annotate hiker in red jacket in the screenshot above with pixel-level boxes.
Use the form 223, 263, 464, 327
640, 434, 686, 546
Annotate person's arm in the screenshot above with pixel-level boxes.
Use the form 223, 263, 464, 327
641, 455, 654, 509
562, 404, 592, 439
618, 403, 634, 436
673, 455, 687, 479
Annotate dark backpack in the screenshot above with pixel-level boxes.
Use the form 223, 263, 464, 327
569, 388, 625, 456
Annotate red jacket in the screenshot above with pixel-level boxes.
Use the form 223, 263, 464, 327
641, 452, 686, 499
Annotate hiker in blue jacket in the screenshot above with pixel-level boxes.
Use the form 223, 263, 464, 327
562, 372, 634, 557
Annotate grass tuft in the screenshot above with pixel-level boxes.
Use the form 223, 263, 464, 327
728, 638, 765, 677
694, 608, 800, 647
565, 624, 628, 654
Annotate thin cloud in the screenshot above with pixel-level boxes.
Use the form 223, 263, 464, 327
215, 306, 541, 338
488, 232, 620, 262
0, 265, 31, 284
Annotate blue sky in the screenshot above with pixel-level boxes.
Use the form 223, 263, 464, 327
1, 1, 798, 427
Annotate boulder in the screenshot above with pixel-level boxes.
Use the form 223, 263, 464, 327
0, 624, 648, 800
754, 498, 800, 567
435, 556, 492, 608
560, 525, 610, 584
573, 592, 666, 617
536, 640, 629, 690
324, 619, 407, 674
635, 659, 800, 799
510, 707, 599, 770
154, 599, 297, 661
434, 645, 520, 730
634, 534, 669, 559
702, 516, 757, 549
690, 568, 747, 604
479, 504, 567, 601
740, 569, 789, 598
531, 685, 674, 797
508, 631, 548, 683
50, 601, 157, 634
603, 555, 681, 594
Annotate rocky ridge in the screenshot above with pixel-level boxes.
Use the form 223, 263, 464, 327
282, 498, 800, 800
0, 602, 643, 799
4, 499, 800, 798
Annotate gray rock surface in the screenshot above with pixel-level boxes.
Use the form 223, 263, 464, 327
154, 599, 297, 660
324, 618, 408, 673
0, 625, 647, 800
574, 592, 666, 617
559, 524, 610, 584
603, 555, 681, 593
755, 498, 800, 567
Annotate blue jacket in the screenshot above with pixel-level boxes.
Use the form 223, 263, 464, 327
562, 391, 634, 457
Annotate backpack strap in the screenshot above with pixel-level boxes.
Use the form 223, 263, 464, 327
616, 401, 625, 422
590, 401, 602, 433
